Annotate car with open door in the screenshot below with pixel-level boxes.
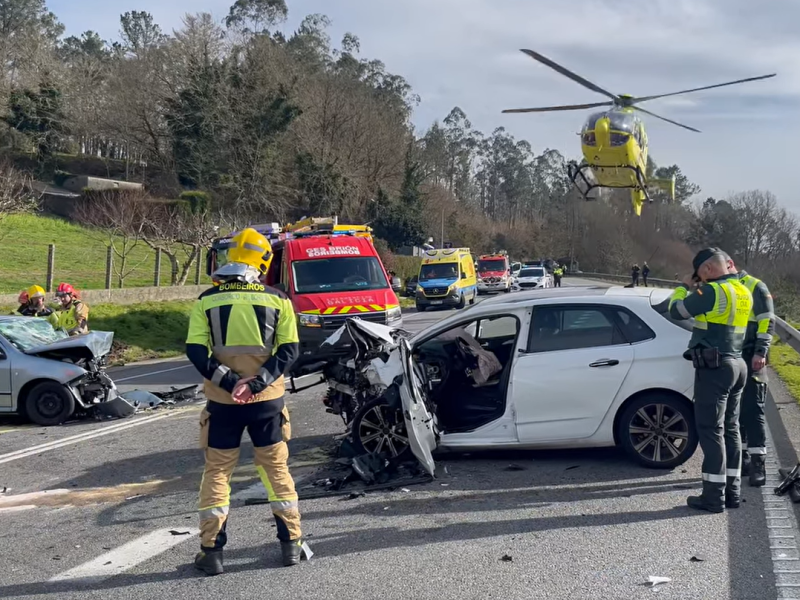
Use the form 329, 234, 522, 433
332, 286, 697, 472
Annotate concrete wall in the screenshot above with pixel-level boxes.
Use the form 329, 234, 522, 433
0, 285, 207, 307
62, 176, 144, 194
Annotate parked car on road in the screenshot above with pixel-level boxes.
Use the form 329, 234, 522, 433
513, 266, 552, 290
323, 286, 697, 473
405, 275, 418, 297
0, 317, 120, 425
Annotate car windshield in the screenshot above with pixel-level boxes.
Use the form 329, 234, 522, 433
292, 257, 389, 294
0, 318, 67, 352
420, 263, 458, 281
520, 268, 545, 277
478, 260, 505, 273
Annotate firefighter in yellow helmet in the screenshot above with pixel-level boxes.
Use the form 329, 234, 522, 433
186, 228, 306, 576
20, 285, 59, 327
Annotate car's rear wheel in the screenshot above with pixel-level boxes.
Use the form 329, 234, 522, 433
351, 397, 411, 461
617, 393, 697, 469
24, 381, 76, 426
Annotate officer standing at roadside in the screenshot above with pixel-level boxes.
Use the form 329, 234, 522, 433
669, 248, 752, 513
719, 250, 775, 487
186, 227, 306, 576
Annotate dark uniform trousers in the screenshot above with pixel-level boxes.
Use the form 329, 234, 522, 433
198, 397, 299, 549
739, 350, 768, 458
694, 357, 747, 504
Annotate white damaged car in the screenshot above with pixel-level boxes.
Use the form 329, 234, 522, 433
321, 286, 697, 474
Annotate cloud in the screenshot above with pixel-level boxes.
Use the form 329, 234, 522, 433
50, 0, 800, 208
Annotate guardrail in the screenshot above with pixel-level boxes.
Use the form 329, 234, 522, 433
576, 272, 800, 355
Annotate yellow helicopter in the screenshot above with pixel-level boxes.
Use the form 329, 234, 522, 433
503, 49, 775, 215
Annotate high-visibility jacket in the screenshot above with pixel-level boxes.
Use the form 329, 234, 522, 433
21, 305, 59, 328
186, 280, 299, 405
737, 271, 775, 358
669, 274, 753, 358
57, 300, 89, 335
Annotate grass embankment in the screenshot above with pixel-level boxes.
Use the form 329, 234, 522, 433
768, 321, 800, 401
0, 213, 211, 293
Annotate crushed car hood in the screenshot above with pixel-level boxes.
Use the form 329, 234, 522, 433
26, 331, 114, 361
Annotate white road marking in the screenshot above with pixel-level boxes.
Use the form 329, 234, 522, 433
48, 527, 201, 583
114, 364, 194, 382
0, 489, 70, 507
0, 413, 175, 465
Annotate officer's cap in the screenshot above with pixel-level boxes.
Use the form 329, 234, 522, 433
692, 248, 726, 279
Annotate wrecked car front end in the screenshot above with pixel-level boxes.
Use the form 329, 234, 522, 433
318, 318, 439, 477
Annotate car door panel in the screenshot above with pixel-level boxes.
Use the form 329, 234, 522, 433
0, 342, 12, 408
512, 304, 635, 442
513, 345, 634, 441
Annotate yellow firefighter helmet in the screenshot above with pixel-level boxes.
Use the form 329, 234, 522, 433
228, 228, 273, 274
27, 285, 46, 299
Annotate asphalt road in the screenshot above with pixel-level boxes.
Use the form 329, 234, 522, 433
0, 277, 791, 599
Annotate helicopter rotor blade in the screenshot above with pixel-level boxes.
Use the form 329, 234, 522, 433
503, 101, 613, 114
632, 74, 776, 104
519, 49, 619, 101
632, 106, 701, 133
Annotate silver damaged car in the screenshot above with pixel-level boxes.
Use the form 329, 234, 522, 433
0, 316, 122, 425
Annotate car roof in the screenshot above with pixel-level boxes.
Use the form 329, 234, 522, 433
0, 315, 27, 322
477, 285, 672, 309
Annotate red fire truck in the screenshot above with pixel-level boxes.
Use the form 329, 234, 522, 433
476, 251, 511, 294
206, 217, 402, 374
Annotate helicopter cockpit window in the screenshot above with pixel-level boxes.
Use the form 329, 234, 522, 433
607, 112, 636, 133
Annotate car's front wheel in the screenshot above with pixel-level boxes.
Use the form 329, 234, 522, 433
351, 397, 412, 461
617, 393, 697, 469
24, 381, 76, 426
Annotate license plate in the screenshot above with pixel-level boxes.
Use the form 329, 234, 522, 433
430, 300, 443, 305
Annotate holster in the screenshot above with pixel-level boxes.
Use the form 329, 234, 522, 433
690, 347, 720, 369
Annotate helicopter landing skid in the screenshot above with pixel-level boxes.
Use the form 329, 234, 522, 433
568, 163, 652, 204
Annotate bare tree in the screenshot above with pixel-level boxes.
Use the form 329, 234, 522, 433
0, 160, 38, 216
141, 196, 224, 285
72, 190, 150, 288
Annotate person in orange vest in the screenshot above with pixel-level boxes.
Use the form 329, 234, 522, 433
55, 283, 89, 335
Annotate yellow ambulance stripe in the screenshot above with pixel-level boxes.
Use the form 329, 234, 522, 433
323, 307, 336, 315
339, 306, 352, 314
370, 304, 383, 311
354, 305, 369, 313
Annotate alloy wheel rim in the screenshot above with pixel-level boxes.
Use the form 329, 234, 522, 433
358, 403, 410, 457
628, 403, 690, 463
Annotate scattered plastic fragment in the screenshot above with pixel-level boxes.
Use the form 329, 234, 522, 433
505, 464, 526, 472
689, 555, 705, 562
644, 576, 671, 587
346, 492, 365, 500
500, 554, 513, 562
301, 542, 314, 561
125, 495, 143, 501
383, 506, 389, 511
104, 561, 112, 566
400, 488, 410, 493
441, 483, 449, 487
168, 530, 191, 536
565, 465, 580, 471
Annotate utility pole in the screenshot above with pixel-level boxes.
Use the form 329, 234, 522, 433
440, 206, 445, 249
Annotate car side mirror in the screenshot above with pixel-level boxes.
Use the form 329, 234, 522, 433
461, 272, 468, 280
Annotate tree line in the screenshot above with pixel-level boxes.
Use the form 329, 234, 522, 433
1, 0, 799, 315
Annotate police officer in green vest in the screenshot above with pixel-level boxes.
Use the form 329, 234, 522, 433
669, 248, 753, 512
718, 250, 774, 487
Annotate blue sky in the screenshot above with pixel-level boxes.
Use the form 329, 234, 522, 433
49, 0, 800, 209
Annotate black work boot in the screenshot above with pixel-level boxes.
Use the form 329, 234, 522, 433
742, 452, 751, 477
194, 549, 224, 576
750, 456, 767, 487
687, 495, 724, 514
281, 538, 304, 567
725, 493, 741, 509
